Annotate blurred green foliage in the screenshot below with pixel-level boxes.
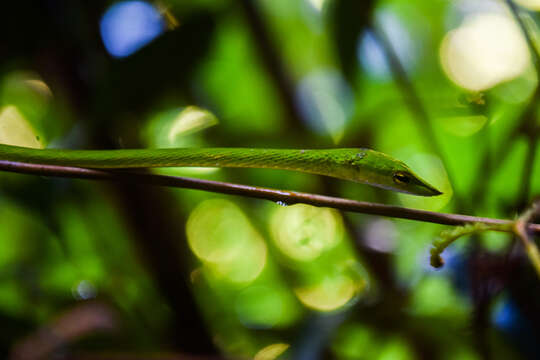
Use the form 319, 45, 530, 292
0, 0, 539, 359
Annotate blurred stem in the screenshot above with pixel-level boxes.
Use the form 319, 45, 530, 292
435, 0, 540, 211
518, 133, 538, 207
506, 0, 540, 208
372, 28, 465, 210
506, 0, 540, 65
1, 160, 539, 233
237, 0, 306, 132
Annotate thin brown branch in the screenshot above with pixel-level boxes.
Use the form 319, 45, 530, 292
1, 160, 539, 234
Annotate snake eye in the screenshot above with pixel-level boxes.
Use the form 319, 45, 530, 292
393, 172, 410, 185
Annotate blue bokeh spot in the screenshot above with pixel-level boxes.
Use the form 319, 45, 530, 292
100, 1, 165, 58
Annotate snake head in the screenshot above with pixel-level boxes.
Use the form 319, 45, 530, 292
388, 169, 443, 196
346, 149, 443, 196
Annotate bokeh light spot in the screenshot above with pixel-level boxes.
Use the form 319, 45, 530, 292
440, 13, 530, 91
167, 106, 218, 143
100, 1, 165, 58
143, 106, 218, 148
72, 280, 97, 300
306, 0, 326, 13
1, 71, 53, 144
206, 237, 267, 284
363, 219, 397, 253
357, 31, 390, 79
297, 70, 354, 143
254, 343, 290, 360
0, 106, 43, 148
515, 0, 540, 10
294, 274, 362, 311
143, 106, 219, 175
187, 199, 267, 284
270, 204, 343, 261
358, 11, 417, 79
23, 79, 53, 100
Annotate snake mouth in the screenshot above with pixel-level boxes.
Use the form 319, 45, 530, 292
362, 177, 443, 196
424, 186, 443, 196
396, 185, 443, 196
415, 179, 443, 196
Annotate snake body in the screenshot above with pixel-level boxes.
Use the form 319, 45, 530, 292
0, 144, 442, 196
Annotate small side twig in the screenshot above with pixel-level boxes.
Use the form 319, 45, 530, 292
1, 160, 539, 233
430, 223, 513, 268
431, 202, 540, 278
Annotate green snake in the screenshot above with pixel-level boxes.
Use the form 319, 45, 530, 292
0, 144, 442, 196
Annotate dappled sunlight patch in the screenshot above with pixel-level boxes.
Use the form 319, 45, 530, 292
270, 204, 343, 261
440, 13, 530, 91
187, 199, 267, 284
0, 106, 43, 148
